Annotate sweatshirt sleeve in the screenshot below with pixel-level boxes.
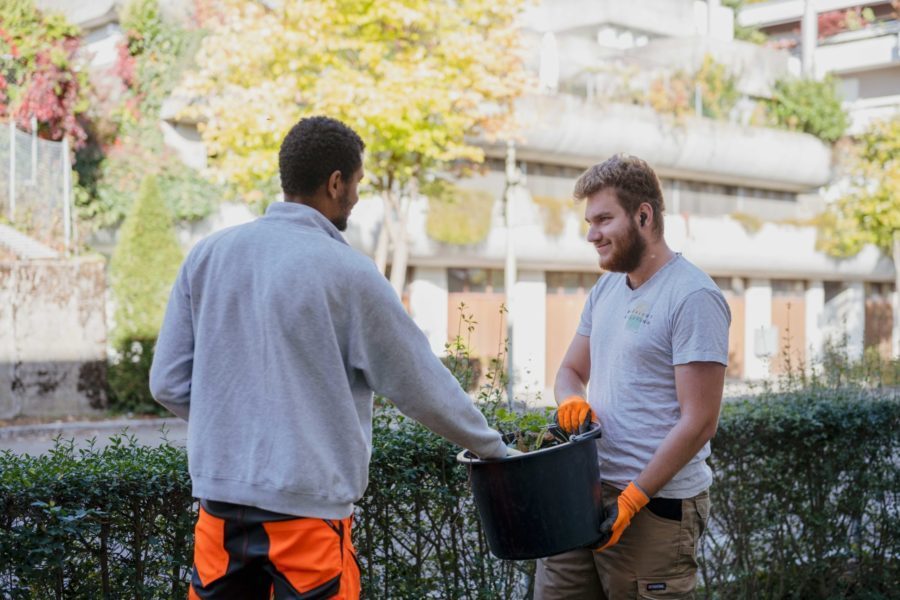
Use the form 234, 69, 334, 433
149, 260, 194, 421
348, 269, 506, 460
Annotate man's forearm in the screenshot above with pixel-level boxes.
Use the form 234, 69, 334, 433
634, 361, 725, 496
554, 366, 587, 406
635, 415, 716, 497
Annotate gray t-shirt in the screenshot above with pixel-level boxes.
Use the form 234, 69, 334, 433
577, 253, 730, 498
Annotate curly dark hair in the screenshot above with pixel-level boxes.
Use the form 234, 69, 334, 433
573, 154, 665, 235
278, 116, 366, 197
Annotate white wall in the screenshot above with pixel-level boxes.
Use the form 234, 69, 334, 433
844, 282, 866, 360
510, 270, 548, 405
744, 279, 773, 379
0, 259, 108, 418
805, 280, 825, 368
821, 281, 866, 359
409, 268, 449, 356
893, 286, 900, 358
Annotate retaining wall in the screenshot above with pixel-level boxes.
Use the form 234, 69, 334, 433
0, 258, 107, 419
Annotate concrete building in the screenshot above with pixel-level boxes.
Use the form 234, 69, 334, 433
739, 0, 900, 133
353, 0, 898, 400
32, 0, 900, 404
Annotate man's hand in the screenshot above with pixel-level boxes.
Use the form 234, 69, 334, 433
595, 482, 649, 552
555, 396, 593, 434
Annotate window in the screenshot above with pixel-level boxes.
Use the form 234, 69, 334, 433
772, 280, 806, 296
448, 268, 505, 293
546, 271, 600, 295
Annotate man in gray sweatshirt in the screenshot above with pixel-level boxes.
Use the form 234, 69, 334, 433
150, 116, 509, 599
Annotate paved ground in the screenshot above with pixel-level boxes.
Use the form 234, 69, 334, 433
0, 417, 187, 456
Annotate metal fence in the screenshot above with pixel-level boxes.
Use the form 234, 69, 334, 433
0, 120, 74, 254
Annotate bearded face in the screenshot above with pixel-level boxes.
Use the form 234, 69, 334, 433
585, 188, 648, 274
331, 185, 353, 231
598, 217, 646, 273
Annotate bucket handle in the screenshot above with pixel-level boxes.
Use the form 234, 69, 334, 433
456, 449, 479, 464
569, 423, 602, 443
456, 449, 512, 464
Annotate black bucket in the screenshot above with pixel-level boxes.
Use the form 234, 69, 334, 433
457, 424, 604, 560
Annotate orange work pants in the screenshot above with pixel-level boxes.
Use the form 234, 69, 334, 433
189, 500, 360, 599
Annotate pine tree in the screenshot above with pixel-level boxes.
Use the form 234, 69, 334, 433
108, 174, 183, 412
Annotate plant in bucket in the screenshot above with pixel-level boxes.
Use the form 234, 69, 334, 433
457, 413, 606, 561
445, 303, 606, 560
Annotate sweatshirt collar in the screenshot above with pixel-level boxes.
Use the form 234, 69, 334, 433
263, 201, 349, 245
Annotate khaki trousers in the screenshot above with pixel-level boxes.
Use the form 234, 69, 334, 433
534, 484, 709, 600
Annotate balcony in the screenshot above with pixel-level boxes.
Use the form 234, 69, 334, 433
482, 94, 833, 192
624, 36, 794, 97
738, 0, 888, 28
815, 22, 900, 76
521, 0, 698, 38
845, 93, 900, 133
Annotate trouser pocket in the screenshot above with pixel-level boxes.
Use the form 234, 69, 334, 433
637, 571, 697, 599
263, 518, 345, 596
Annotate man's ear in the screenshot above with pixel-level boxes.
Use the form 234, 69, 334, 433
327, 170, 343, 199
638, 202, 652, 228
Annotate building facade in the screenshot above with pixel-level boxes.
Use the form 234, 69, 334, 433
346, 0, 899, 401
38, 0, 900, 403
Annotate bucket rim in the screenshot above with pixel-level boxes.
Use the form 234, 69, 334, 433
456, 422, 601, 465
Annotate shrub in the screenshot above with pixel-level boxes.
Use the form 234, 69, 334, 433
108, 175, 182, 413
106, 339, 167, 416
0, 434, 194, 599
75, 0, 223, 230
357, 407, 533, 599
701, 388, 900, 599
78, 127, 225, 229
0, 416, 534, 599
441, 354, 483, 392
3, 390, 897, 598
766, 76, 849, 143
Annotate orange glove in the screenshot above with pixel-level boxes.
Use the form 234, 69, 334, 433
595, 482, 649, 552
555, 395, 593, 434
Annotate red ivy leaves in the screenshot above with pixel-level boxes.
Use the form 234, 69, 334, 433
0, 26, 20, 58
115, 37, 138, 88
0, 26, 16, 120
0, 74, 8, 120
14, 37, 87, 148
818, 11, 846, 38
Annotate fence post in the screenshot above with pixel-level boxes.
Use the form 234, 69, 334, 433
63, 136, 71, 255
8, 120, 15, 222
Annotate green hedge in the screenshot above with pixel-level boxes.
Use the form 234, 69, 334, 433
0, 435, 193, 599
702, 388, 899, 599
1, 390, 897, 598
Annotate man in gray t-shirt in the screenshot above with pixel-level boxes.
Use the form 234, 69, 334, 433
535, 155, 730, 600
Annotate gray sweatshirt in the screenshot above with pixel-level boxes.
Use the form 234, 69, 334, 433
149, 202, 505, 519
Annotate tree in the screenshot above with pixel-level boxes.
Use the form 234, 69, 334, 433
108, 174, 183, 412
820, 116, 900, 355
0, 0, 90, 146
109, 174, 183, 344
76, 0, 224, 230
177, 0, 527, 295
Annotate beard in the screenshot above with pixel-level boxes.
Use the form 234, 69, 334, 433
600, 220, 646, 273
330, 188, 353, 231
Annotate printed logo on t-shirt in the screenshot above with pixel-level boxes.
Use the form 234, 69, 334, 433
624, 303, 652, 332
